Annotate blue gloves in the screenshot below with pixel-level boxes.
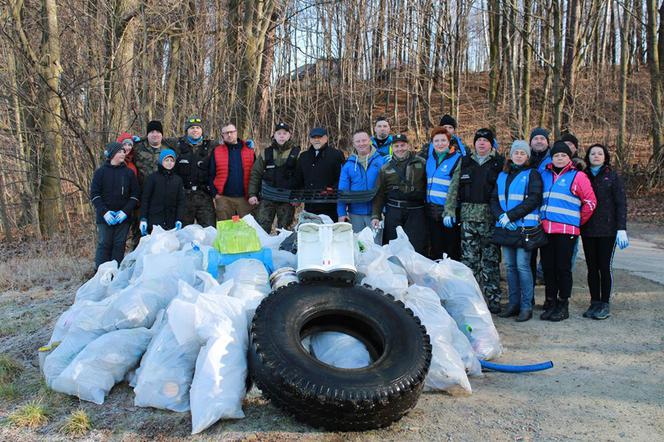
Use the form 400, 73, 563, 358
505, 222, 518, 231
103, 211, 117, 226
498, 213, 511, 228
175, 221, 182, 231
132, 135, 141, 143
247, 139, 254, 149
616, 230, 629, 249
140, 220, 148, 236
443, 216, 456, 228
114, 211, 127, 224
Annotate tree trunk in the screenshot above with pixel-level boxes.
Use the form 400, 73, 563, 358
551, 0, 564, 137
561, 0, 581, 132
488, 0, 501, 128
617, 0, 633, 165
521, 0, 533, 139
646, 0, 664, 166
163, 35, 180, 134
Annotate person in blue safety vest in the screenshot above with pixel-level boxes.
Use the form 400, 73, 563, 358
423, 126, 463, 260
490, 140, 544, 322
371, 116, 394, 158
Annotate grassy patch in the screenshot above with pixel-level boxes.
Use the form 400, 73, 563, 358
0, 383, 20, 401
0, 354, 22, 384
60, 409, 92, 436
8, 400, 50, 428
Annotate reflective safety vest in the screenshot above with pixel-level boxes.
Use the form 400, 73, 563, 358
496, 170, 540, 228
425, 145, 461, 206
540, 169, 581, 227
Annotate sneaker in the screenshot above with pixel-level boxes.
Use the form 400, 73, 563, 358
488, 300, 502, 314
516, 309, 533, 322
591, 302, 611, 320
498, 304, 520, 318
549, 300, 569, 322
583, 301, 601, 318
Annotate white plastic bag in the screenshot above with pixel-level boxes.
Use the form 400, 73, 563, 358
222, 259, 271, 325
50, 327, 152, 404
388, 228, 502, 360
400, 286, 472, 394
74, 261, 118, 303
309, 332, 371, 369
43, 329, 104, 387
242, 214, 292, 250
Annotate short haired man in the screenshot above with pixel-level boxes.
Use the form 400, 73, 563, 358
294, 127, 345, 221
529, 127, 551, 172
371, 134, 428, 254
248, 122, 301, 232
338, 129, 387, 238
209, 123, 255, 220
371, 117, 394, 157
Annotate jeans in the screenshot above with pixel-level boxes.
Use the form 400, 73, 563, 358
95, 222, 131, 269
502, 246, 534, 311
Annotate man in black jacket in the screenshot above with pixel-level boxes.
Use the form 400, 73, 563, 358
171, 116, 216, 227
90, 142, 140, 269
294, 127, 345, 220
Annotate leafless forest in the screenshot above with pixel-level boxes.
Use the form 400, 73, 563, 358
0, 0, 663, 239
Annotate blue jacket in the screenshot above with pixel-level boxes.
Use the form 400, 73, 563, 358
371, 135, 393, 157
337, 150, 386, 216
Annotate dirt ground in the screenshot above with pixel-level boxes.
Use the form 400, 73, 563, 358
0, 224, 663, 441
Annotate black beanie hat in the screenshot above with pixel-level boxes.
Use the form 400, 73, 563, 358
439, 114, 457, 129
529, 127, 550, 143
560, 132, 579, 151
550, 140, 573, 159
146, 120, 163, 135
104, 142, 124, 160
184, 116, 203, 133
474, 128, 494, 146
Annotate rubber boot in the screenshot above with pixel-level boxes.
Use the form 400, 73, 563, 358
540, 299, 557, 320
498, 304, 520, 318
549, 299, 569, 322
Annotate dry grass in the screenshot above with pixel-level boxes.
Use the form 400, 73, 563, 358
8, 400, 50, 428
0, 354, 22, 384
59, 409, 92, 436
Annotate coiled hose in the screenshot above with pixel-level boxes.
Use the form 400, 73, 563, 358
480, 359, 554, 373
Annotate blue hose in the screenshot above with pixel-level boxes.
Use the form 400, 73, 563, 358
480, 359, 554, 373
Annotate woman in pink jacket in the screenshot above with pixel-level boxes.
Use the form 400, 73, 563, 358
539, 141, 597, 321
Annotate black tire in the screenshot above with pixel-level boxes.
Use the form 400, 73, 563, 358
249, 282, 432, 431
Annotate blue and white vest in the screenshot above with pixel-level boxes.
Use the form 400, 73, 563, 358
425, 145, 461, 206
496, 170, 540, 228
540, 169, 581, 226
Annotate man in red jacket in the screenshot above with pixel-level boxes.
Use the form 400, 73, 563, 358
209, 123, 255, 221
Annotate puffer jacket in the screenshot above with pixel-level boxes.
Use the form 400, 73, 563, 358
337, 149, 386, 216
90, 161, 140, 224
581, 165, 627, 237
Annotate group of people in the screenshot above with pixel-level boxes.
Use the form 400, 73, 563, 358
90, 114, 629, 322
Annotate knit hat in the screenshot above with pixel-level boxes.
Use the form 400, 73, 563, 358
159, 148, 177, 164
510, 140, 531, 158
474, 128, 494, 146
560, 132, 579, 151
275, 122, 291, 132
550, 140, 572, 159
116, 132, 134, 145
184, 116, 203, 133
430, 126, 451, 141
146, 120, 163, 135
439, 114, 457, 129
529, 127, 550, 143
104, 142, 124, 160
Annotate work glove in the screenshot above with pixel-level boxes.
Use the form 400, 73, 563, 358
246, 139, 254, 149
132, 135, 141, 143
616, 230, 629, 249
175, 221, 182, 231
103, 211, 116, 226
140, 219, 148, 236
114, 210, 127, 224
443, 216, 456, 228
505, 222, 518, 231
498, 213, 511, 228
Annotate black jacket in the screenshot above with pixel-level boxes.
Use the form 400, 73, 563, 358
458, 152, 505, 205
90, 162, 139, 224
174, 137, 215, 192
490, 165, 543, 221
294, 143, 345, 190
581, 166, 627, 237
140, 166, 186, 230
530, 149, 550, 170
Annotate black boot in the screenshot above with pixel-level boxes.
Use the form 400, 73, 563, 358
498, 304, 520, 318
583, 301, 601, 318
516, 309, 532, 322
549, 300, 569, 322
591, 302, 611, 320
488, 300, 501, 314
540, 299, 557, 320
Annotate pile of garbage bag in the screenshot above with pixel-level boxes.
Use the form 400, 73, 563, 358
40, 215, 503, 433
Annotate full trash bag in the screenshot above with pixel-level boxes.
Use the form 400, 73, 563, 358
355, 228, 408, 296
388, 227, 502, 360
222, 259, 271, 325
242, 214, 292, 250
74, 260, 118, 303
400, 285, 473, 394
50, 327, 153, 404
213, 219, 261, 254
309, 332, 371, 369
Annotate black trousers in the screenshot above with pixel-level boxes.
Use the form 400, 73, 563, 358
425, 211, 461, 260
582, 235, 616, 303
182, 189, 216, 228
541, 233, 577, 302
95, 221, 131, 269
382, 206, 427, 255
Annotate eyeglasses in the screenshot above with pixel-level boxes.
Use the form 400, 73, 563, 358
222, 129, 237, 135
188, 118, 201, 123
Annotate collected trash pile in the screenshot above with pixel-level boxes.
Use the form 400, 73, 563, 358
39, 214, 503, 433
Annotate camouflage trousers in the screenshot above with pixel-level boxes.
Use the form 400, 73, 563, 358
461, 220, 502, 303
182, 190, 216, 228
255, 199, 295, 233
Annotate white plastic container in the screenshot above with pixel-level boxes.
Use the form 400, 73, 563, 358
296, 222, 356, 281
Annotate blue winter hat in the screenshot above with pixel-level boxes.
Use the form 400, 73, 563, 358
159, 149, 177, 164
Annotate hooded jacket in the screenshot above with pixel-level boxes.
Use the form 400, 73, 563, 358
90, 161, 140, 224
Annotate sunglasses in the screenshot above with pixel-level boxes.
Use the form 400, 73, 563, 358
189, 118, 202, 123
